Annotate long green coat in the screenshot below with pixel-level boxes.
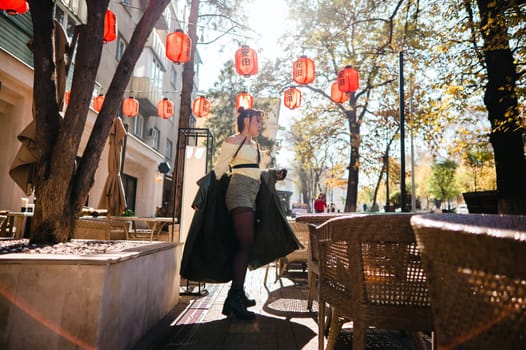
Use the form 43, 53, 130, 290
180, 170, 300, 283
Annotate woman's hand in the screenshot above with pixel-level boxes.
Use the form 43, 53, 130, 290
276, 168, 287, 181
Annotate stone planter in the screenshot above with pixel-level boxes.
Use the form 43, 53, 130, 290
0, 240, 182, 350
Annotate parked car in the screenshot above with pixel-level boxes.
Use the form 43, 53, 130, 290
290, 203, 309, 218
455, 204, 469, 214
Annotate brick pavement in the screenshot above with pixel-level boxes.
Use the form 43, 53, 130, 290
133, 263, 429, 350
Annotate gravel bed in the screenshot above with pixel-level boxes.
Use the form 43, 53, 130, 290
0, 239, 148, 255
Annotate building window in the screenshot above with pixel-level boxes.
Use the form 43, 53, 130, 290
152, 57, 163, 96
166, 139, 173, 160
116, 34, 127, 61
122, 174, 137, 212
134, 116, 145, 138
54, 4, 79, 41
152, 128, 160, 150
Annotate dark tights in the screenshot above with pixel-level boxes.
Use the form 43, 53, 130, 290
231, 207, 255, 290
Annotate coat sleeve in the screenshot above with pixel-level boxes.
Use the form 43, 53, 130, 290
191, 171, 214, 209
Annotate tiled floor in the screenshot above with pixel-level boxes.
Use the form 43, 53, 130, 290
133, 263, 430, 350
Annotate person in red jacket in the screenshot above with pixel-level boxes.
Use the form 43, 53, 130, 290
314, 193, 327, 213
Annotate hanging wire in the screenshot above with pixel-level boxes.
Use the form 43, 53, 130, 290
111, 0, 258, 41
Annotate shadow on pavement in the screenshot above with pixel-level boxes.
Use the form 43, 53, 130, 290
263, 284, 316, 319
151, 314, 316, 350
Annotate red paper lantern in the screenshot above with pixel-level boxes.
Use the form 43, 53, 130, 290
235, 92, 253, 110
0, 0, 28, 15
64, 91, 71, 105
283, 87, 302, 109
158, 98, 174, 119
166, 29, 191, 64
337, 65, 359, 93
122, 97, 139, 117
192, 96, 211, 118
93, 94, 105, 112
292, 56, 315, 85
103, 10, 117, 43
234, 45, 258, 77
330, 82, 349, 103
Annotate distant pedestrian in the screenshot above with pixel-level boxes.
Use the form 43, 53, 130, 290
314, 193, 327, 213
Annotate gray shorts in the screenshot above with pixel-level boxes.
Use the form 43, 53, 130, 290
225, 174, 260, 211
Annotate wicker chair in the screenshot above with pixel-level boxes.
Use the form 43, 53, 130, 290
411, 213, 526, 350
316, 214, 434, 350
264, 221, 309, 284
295, 213, 356, 309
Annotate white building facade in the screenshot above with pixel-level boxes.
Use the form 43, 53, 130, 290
0, 1, 199, 216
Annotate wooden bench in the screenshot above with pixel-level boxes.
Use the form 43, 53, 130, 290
74, 217, 131, 240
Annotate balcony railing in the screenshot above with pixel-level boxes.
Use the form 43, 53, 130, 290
130, 77, 162, 117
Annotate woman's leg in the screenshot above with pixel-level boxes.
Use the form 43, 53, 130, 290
222, 207, 257, 320
231, 207, 255, 289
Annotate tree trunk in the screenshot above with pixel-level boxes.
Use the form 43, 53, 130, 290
477, 0, 526, 214
29, 0, 170, 243
170, 0, 200, 222
344, 93, 360, 212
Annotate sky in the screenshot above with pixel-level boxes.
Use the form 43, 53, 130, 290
197, 0, 298, 170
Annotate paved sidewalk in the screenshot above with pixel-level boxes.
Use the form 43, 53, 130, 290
133, 264, 429, 350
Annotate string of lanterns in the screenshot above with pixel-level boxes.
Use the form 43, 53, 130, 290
7, 3, 361, 118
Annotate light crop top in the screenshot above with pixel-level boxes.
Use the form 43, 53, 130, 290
214, 142, 261, 180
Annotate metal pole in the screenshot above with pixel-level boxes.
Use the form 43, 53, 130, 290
399, 52, 407, 212
410, 79, 416, 212
385, 151, 390, 212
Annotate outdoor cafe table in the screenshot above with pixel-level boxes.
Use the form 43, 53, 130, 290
4, 211, 33, 239
109, 216, 177, 241
295, 212, 357, 226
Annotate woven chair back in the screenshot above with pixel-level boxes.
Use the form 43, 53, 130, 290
411, 213, 526, 350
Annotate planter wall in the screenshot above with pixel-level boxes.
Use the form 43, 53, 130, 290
0, 241, 182, 350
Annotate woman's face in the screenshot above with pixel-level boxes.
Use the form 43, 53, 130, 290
246, 114, 262, 137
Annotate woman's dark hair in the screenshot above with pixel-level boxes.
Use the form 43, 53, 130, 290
236, 107, 264, 132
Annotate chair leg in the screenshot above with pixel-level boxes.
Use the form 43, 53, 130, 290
352, 323, 366, 350
325, 306, 332, 335
318, 298, 326, 350
326, 311, 345, 350
307, 270, 315, 309
271, 259, 278, 282
263, 263, 270, 285
408, 331, 427, 350
278, 258, 288, 279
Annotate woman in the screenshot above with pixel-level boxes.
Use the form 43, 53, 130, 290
214, 107, 284, 320
314, 193, 327, 213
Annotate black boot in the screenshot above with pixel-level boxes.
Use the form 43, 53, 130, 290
222, 289, 256, 320
241, 290, 256, 308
